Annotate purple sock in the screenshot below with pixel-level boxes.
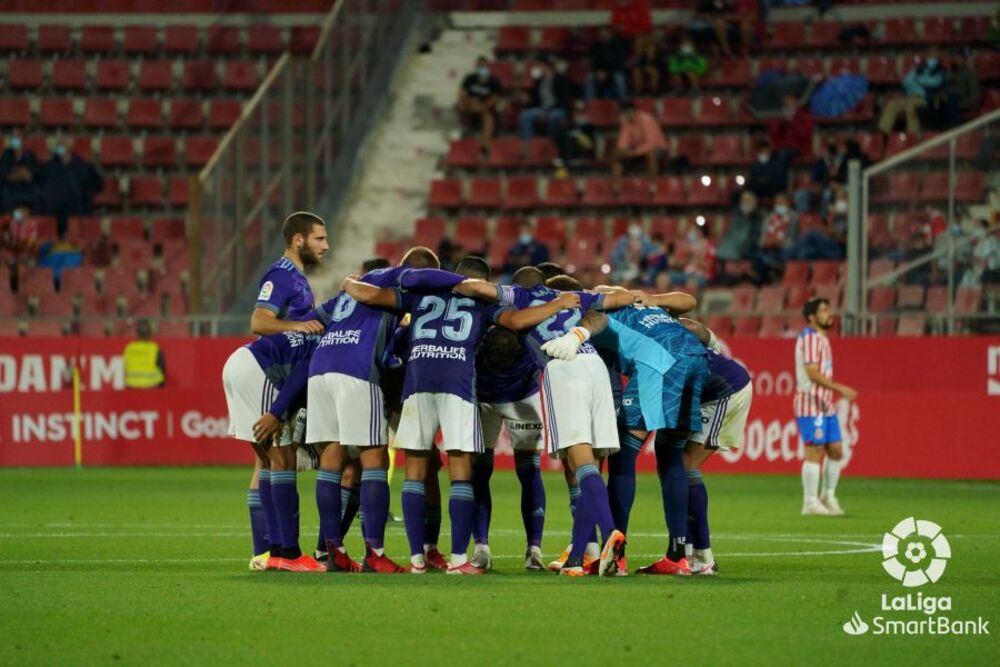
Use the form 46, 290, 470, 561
448, 481, 476, 559
269, 470, 301, 558
568, 493, 593, 562
316, 469, 343, 550
401, 480, 427, 557
360, 469, 389, 550
515, 453, 545, 547
608, 432, 641, 534
688, 470, 710, 549
577, 463, 615, 541
340, 485, 360, 537
655, 431, 689, 561
247, 489, 269, 556
471, 451, 494, 546
257, 471, 281, 556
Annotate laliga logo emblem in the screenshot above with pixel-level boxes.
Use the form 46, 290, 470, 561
881, 517, 951, 587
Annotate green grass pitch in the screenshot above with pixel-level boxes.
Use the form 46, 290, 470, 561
0, 468, 997, 666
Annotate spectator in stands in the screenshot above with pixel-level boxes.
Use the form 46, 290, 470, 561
630, 34, 665, 95
688, 0, 735, 58
786, 186, 847, 261
962, 219, 1000, 288
717, 189, 763, 263
941, 53, 981, 130
667, 37, 708, 93
552, 101, 597, 176
611, 0, 654, 54
0, 131, 40, 214
503, 222, 550, 275
794, 135, 842, 214
610, 220, 655, 284
124, 320, 166, 389
753, 192, 798, 283
877, 47, 946, 135
669, 224, 717, 289
585, 27, 630, 101
768, 94, 814, 161
747, 137, 788, 199
39, 137, 103, 239
457, 57, 502, 150
610, 101, 668, 181
518, 59, 574, 143
0, 203, 39, 292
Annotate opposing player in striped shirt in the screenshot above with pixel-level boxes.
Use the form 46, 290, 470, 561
795, 297, 857, 516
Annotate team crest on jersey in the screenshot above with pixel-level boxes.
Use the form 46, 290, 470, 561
815, 428, 824, 439
258, 281, 274, 301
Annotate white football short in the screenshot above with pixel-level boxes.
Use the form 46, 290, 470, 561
537, 354, 620, 459
305, 373, 388, 447
222, 347, 273, 443
394, 392, 484, 454
689, 383, 753, 450
480, 393, 543, 452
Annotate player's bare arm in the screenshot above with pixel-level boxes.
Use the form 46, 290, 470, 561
452, 278, 501, 302
644, 291, 697, 314
497, 292, 581, 331
597, 290, 643, 311
250, 308, 324, 336
804, 364, 858, 400
679, 317, 711, 344
341, 278, 399, 309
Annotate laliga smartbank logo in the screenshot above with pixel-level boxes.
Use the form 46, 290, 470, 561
841, 518, 990, 637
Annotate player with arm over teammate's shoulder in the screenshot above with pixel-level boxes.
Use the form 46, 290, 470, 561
344, 256, 581, 574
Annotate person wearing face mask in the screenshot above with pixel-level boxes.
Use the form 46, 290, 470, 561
39, 137, 103, 239
503, 223, 550, 276
753, 193, 798, 283
877, 47, 946, 134
767, 94, 814, 162
786, 186, 848, 261
0, 204, 40, 291
611, 101, 668, 181
667, 37, 707, 93
717, 190, 763, 266
794, 136, 842, 214
747, 138, 788, 199
552, 101, 597, 176
457, 56, 502, 149
610, 220, 655, 284
518, 59, 575, 143
585, 27, 630, 102
0, 131, 40, 214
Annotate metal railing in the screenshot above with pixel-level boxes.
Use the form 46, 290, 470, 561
187, 0, 417, 335
846, 108, 1000, 336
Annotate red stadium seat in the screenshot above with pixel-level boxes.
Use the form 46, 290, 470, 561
732, 316, 761, 337
538, 27, 568, 53
455, 216, 488, 252
109, 216, 145, 240
138, 60, 174, 92
976, 52, 1000, 82
810, 261, 840, 286
652, 176, 686, 206
7, 59, 42, 89
0, 98, 30, 126
704, 134, 746, 166
289, 26, 320, 54
896, 315, 926, 336
248, 25, 284, 54
151, 217, 186, 244
60, 266, 98, 296
208, 100, 242, 129
447, 138, 482, 168
582, 178, 616, 207
21, 268, 57, 297
759, 315, 787, 338
168, 99, 205, 130
184, 136, 218, 167
468, 177, 502, 208
618, 178, 651, 206
708, 58, 751, 88
183, 61, 219, 92
130, 177, 164, 207
51, 59, 88, 90
897, 285, 925, 309
810, 22, 841, 49
920, 17, 956, 44
757, 286, 786, 313
496, 26, 533, 54
66, 216, 104, 245
786, 284, 813, 311
168, 177, 190, 207
544, 178, 578, 207
223, 61, 260, 91
487, 137, 522, 169
704, 314, 732, 337
955, 173, 984, 202
142, 136, 177, 167
795, 57, 825, 79
535, 216, 568, 247
586, 98, 619, 128
84, 98, 119, 128
413, 217, 447, 249
488, 61, 515, 90
123, 25, 159, 54
40, 98, 75, 128
674, 135, 703, 163
648, 216, 681, 241
39, 25, 73, 53
884, 18, 918, 45
868, 287, 896, 313
828, 57, 862, 77
661, 97, 694, 127
729, 286, 756, 312
36, 291, 77, 318
769, 22, 805, 50
919, 172, 949, 202
164, 25, 200, 54
955, 287, 982, 315
127, 99, 163, 129
77, 320, 110, 337
782, 260, 810, 286
206, 26, 242, 54
695, 96, 732, 126
814, 284, 842, 310
95, 60, 131, 91
81, 26, 116, 53
429, 179, 462, 208
866, 56, 898, 85
94, 178, 122, 208
687, 175, 724, 206
505, 175, 540, 210
525, 138, 558, 167
26, 320, 67, 337
98, 136, 134, 167
0, 25, 28, 52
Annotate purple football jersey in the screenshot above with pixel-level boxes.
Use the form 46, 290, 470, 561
396, 288, 507, 402
255, 257, 315, 321
500, 284, 605, 369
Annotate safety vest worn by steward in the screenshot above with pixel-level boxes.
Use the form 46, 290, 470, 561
123, 340, 164, 388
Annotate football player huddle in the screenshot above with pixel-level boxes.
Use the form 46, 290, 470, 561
223, 212, 753, 577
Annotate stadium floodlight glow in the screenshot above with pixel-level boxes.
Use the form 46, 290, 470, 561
601, 263, 611, 274
696, 216, 706, 226
700, 175, 711, 186
735, 174, 745, 186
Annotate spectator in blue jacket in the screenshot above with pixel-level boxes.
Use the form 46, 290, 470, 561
503, 222, 550, 275
878, 47, 946, 134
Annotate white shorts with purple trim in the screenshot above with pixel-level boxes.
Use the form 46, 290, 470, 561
537, 354, 619, 460
305, 373, 387, 447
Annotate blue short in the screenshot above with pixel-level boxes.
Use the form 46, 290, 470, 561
796, 415, 842, 446
621, 353, 708, 435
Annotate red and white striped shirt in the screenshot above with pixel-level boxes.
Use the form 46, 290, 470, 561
794, 327, 834, 417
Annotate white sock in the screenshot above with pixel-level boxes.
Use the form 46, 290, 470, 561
823, 458, 842, 497
371, 546, 384, 556
410, 554, 425, 568
801, 461, 821, 502
685, 543, 694, 559
450, 553, 468, 567
423, 543, 436, 553
698, 547, 714, 564
585, 542, 600, 559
